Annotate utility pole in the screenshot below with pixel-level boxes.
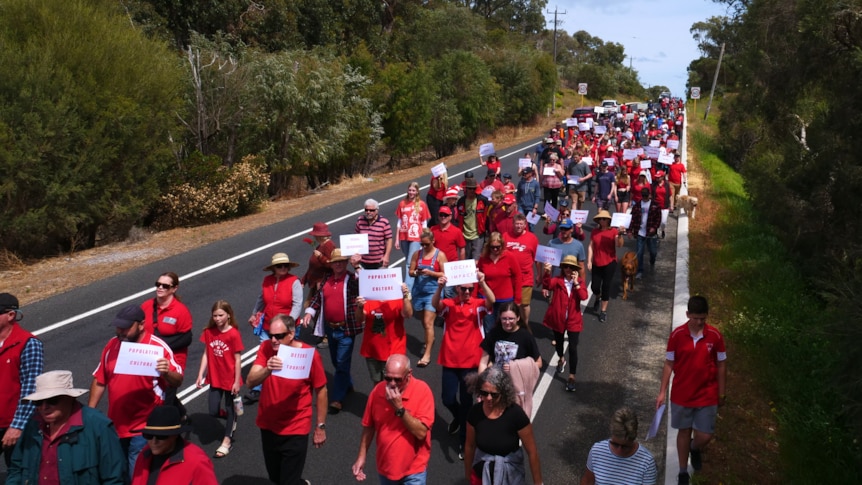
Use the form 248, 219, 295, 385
546, 7, 566, 115
703, 42, 725, 121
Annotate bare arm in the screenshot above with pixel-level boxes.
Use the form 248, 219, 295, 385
580, 468, 596, 485
312, 385, 327, 448
518, 423, 543, 485
88, 379, 106, 408
656, 359, 674, 409
351, 426, 376, 481
717, 359, 727, 405
246, 364, 271, 389
196, 352, 209, 388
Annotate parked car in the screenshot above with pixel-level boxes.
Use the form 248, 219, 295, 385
572, 106, 595, 123
601, 99, 619, 114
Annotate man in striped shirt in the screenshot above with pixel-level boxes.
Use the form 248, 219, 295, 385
355, 198, 393, 269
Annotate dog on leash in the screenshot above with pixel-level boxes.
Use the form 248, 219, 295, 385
621, 251, 638, 300
677, 195, 699, 219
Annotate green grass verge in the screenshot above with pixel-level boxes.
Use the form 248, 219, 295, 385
690, 114, 859, 483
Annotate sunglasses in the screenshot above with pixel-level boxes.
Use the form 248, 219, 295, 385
383, 375, 406, 384
270, 332, 289, 340
459, 286, 473, 292
154, 282, 175, 290
439, 213, 451, 218
478, 390, 500, 398
489, 245, 503, 250
33, 396, 62, 407
273, 264, 291, 269
365, 208, 378, 212
142, 433, 170, 441
420, 243, 431, 248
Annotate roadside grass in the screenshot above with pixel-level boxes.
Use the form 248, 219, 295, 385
686, 108, 859, 483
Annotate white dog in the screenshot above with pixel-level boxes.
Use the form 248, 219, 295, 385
677, 195, 698, 219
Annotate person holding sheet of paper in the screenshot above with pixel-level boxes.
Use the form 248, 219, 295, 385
616, 166, 632, 215
355, 198, 394, 270
247, 315, 327, 485
89, 304, 183, 476
516, 167, 540, 226
482, 154, 501, 179
396, 182, 431, 291
652, 171, 672, 238
567, 155, 593, 211
356, 284, 413, 383
540, 153, 564, 209
629, 188, 662, 279
503, 214, 540, 326
580, 407, 658, 485
427, 172, 448, 227
547, 218, 586, 281
587, 211, 624, 323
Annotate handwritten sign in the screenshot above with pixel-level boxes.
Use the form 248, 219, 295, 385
640, 159, 653, 169
571, 210, 589, 224
636, 148, 645, 156
667, 139, 679, 150
623, 149, 638, 160
543, 202, 559, 221
443, 259, 478, 287
542, 166, 556, 177
580, 156, 593, 166
431, 163, 447, 178
526, 212, 541, 225
114, 342, 161, 377
611, 213, 632, 229
593, 106, 605, 114
359, 268, 403, 301
340, 234, 369, 255
535, 245, 562, 266
649, 140, 660, 148
566, 117, 577, 127
272, 346, 315, 380
604, 158, 616, 167
645, 146, 661, 159
479, 143, 495, 156
593, 125, 607, 134
586, 117, 595, 128
625, 113, 635, 121
518, 158, 532, 170
578, 122, 589, 131
659, 154, 674, 166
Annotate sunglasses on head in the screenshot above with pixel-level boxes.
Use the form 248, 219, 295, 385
33, 396, 62, 407
270, 332, 289, 340
142, 433, 170, 441
478, 390, 500, 398
154, 282, 174, 290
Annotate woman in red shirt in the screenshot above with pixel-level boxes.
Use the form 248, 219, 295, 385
396, 182, 431, 291
632, 173, 650, 205
542, 257, 588, 391
477, 232, 522, 334
587, 210, 624, 323
615, 166, 631, 215
142, 271, 193, 370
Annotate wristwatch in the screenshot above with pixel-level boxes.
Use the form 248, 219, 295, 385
317, 423, 326, 430
394, 407, 406, 418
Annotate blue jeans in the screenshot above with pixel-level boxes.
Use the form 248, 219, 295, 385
325, 326, 355, 402
636, 235, 658, 273
121, 434, 147, 479
401, 240, 421, 291
442, 367, 475, 446
380, 470, 427, 485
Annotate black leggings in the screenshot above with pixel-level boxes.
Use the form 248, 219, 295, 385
209, 387, 237, 440
554, 331, 580, 374
591, 260, 617, 302
543, 187, 561, 208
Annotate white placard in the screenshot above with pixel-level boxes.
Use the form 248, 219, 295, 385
646, 404, 666, 440
518, 158, 532, 170
611, 213, 632, 229
649, 140, 660, 147
624, 132, 633, 140
443, 260, 478, 287
640, 159, 653, 169
114, 342, 162, 377
578, 122, 589, 131
586, 117, 594, 128
661, 209, 670, 226
667, 139, 680, 150
431, 163, 447, 177
565, 118, 577, 127
340, 234, 369, 255
543, 202, 559, 221
526, 212, 541, 225
604, 158, 615, 167
272, 346, 315, 380
542, 166, 556, 177
636, 148, 645, 156
593, 125, 606, 135
623, 149, 637, 160
480, 186, 495, 199
479, 143, 495, 156
580, 157, 593, 166
645, 146, 661, 159
659, 154, 674, 166
535, 245, 562, 266
593, 106, 605, 114
359, 268, 403, 301
625, 113, 634, 120
577, 83, 588, 95
571, 210, 589, 224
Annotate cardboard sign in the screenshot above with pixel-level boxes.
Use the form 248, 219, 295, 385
543, 202, 559, 221
571, 210, 589, 224
645, 146, 661, 159
649, 140, 660, 147
479, 143, 495, 156
340, 234, 369, 255
611, 212, 632, 229
594, 125, 607, 134
359, 268, 403, 301
114, 342, 162, 377
667, 139, 680, 150
518, 158, 532, 170
526, 212, 541, 225
623, 149, 638, 160
272, 346, 315, 380
443, 259, 478, 287
431, 163, 447, 177
640, 159, 653, 169
535, 245, 562, 266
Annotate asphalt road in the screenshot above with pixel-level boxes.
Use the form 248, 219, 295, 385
1, 137, 676, 484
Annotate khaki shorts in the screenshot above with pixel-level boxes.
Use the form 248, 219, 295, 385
521, 286, 533, 306
568, 188, 587, 202
671, 183, 681, 197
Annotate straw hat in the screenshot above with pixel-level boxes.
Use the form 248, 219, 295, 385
593, 210, 612, 222
560, 255, 582, 271
264, 253, 299, 271
328, 248, 349, 263
24, 370, 87, 402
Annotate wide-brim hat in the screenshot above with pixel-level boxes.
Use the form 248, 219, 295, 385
329, 248, 349, 263
593, 210, 612, 222
560, 255, 582, 271
464, 178, 478, 189
132, 405, 192, 436
309, 222, 331, 237
24, 370, 87, 402
264, 252, 300, 271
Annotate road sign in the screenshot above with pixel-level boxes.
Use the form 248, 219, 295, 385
578, 83, 588, 95
690, 87, 701, 99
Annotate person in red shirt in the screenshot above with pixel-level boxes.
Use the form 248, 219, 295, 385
501, 173, 516, 195
541, 257, 588, 392
668, 154, 687, 210
503, 214, 539, 326
426, 173, 448, 227
395, 182, 431, 291
196, 300, 244, 458
356, 285, 413, 383
141, 272, 193, 370
352, 354, 434, 484
491, 194, 518, 236
482, 155, 502, 179
477, 232, 522, 334
247, 315, 327, 485
656, 296, 727, 485
89, 305, 183, 477
130, 406, 217, 485
586, 211, 624, 323
479, 169, 504, 193
431, 207, 466, 263
432, 272, 495, 460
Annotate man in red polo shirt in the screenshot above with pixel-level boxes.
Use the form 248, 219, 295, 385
89, 305, 183, 477
656, 296, 727, 485
352, 354, 434, 484
431, 206, 466, 263
503, 214, 539, 327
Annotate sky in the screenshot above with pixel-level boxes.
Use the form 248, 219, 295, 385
544, 0, 731, 98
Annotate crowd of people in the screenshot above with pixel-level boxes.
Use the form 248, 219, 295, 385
0, 97, 726, 485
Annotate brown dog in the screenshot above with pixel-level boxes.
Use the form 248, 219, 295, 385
677, 195, 698, 219
621, 251, 638, 300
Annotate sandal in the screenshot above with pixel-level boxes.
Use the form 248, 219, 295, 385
214, 443, 232, 458
416, 359, 431, 368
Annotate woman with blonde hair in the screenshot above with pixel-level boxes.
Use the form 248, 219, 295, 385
409, 229, 448, 366
395, 181, 431, 291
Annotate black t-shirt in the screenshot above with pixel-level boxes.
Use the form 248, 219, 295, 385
480, 326, 540, 365
467, 403, 530, 456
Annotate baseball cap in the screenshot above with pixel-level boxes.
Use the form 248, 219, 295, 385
559, 219, 574, 230
502, 173, 512, 179
503, 194, 516, 205
0, 293, 19, 312
112, 305, 145, 329
439, 206, 452, 215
